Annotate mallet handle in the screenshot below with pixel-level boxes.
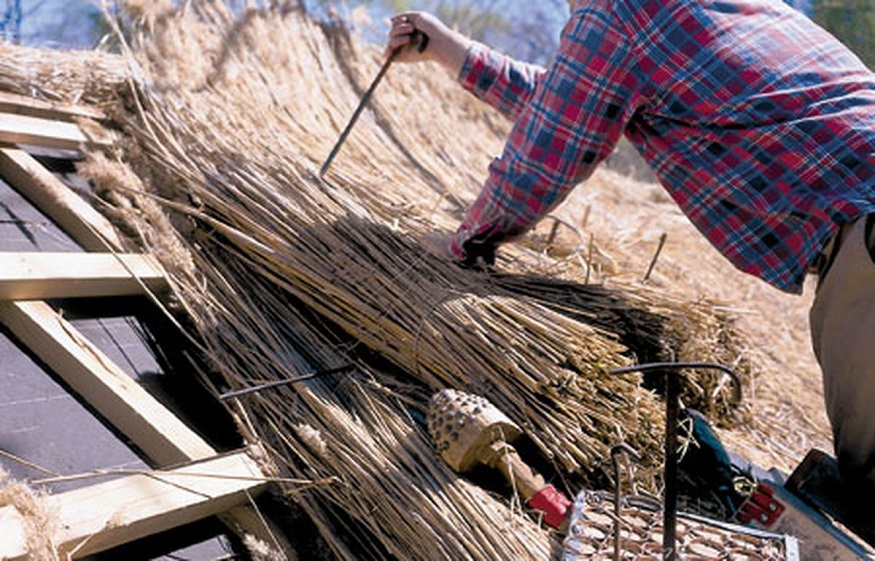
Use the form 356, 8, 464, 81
484, 441, 545, 501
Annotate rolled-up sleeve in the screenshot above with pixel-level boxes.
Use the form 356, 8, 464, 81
450, 5, 643, 262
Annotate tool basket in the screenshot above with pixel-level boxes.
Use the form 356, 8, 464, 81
561, 490, 798, 560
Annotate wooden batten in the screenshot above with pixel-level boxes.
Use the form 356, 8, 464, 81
0, 112, 113, 151
0, 252, 167, 299
0, 147, 124, 252
0, 451, 267, 560
0, 90, 105, 122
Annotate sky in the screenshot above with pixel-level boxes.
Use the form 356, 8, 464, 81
13, 0, 571, 56
15, 0, 107, 49
9, 0, 822, 54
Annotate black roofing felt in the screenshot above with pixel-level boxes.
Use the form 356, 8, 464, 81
0, 152, 245, 560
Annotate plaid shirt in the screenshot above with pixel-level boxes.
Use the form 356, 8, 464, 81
452, 0, 875, 293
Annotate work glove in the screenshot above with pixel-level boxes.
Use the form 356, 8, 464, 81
459, 235, 496, 271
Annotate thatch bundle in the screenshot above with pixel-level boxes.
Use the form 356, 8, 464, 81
27, 2, 759, 558
0, 42, 127, 107
0, 469, 59, 560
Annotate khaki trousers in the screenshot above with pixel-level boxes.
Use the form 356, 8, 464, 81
810, 216, 875, 490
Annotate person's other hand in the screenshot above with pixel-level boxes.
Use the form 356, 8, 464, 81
386, 12, 471, 73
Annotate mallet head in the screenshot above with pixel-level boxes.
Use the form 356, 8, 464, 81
427, 388, 522, 473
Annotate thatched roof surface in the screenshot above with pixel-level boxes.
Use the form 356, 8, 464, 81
8, 2, 830, 558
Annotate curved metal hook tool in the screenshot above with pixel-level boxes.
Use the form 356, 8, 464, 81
610, 362, 742, 561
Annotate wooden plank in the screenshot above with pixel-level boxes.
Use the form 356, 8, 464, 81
0, 147, 125, 252
0, 112, 113, 151
0, 300, 216, 465
0, 90, 105, 122
0, 252, 167, 299
0, 451, 268, 559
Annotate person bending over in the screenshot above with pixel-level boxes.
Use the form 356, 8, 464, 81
387, 1, 875, 506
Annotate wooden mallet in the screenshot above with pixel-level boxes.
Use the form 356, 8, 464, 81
427, 388, 571, 529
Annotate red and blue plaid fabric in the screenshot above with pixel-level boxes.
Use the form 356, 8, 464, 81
453, 0, 875, 293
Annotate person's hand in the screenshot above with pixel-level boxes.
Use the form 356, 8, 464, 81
386, 12, 435, 63
386, 12, 472, 74
420, 230, 496, 271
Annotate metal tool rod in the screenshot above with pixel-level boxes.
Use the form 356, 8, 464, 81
218, 364, 355, 400
610, 362, 742, 403
663, 372, 681, 560
319, 30, 428, 177
319, 50, 399, 177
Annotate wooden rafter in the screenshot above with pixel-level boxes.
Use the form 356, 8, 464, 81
0, 300, 216, 466
0, 300, 298, 556
0, 147, 124, 252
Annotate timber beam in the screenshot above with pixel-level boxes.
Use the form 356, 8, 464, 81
0, 112, 113, 151
0, 451, 267, 559
0, 300, 216, 466
0, 147, 125, 252
0, 252, 167, 300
